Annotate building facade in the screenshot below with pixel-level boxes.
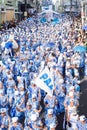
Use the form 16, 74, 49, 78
81, 0, 87, 26
0, 0, 24, 24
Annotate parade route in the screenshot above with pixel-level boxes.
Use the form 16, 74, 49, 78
79, 78, 87, 117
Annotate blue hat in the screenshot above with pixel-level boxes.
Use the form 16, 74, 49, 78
0, 108, 6, 113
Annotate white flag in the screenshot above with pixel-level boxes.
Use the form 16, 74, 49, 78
35, 67, 54, 97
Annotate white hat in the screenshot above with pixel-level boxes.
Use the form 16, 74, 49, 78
31, 80, 35, 84
27, 101, 32, 106
58, 78, 64, 84
22, 64, 26, 67
12, 117, 18, 123
80, 115, 86, 122
7, 58, 11, 63
69, 92, 74, 97
77, 80, 80, 84
69, 86, 75, 91
8, 75, 12, 79
0, 61, 2, 65
31, 114, 38, 121
32, 94, 37, 98
17, 76, 21, 80
48, 109, 53, 115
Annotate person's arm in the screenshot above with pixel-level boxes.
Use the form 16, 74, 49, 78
33, 124, 43, 129
38, 89, 41, 101
34, 106, 42, 113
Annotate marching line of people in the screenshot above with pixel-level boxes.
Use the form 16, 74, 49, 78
0, 13, 87, 130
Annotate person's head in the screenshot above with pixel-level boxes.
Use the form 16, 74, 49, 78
17, 76, 22, 82
0, 108, 6, 116
68, 91, 74, 98
19, 84, 24, 91
32, 94, 37, 102
69, 86, 75, 92
80, 115, 86, 124
48, 109, 53, 117
12, 117, 18, 126
31, 81, 36, 88
26, 101, 32, 109
50, 123, 56, 130
69, 99, 75, 106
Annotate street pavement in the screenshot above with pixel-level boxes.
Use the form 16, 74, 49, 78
78, 77, 87, 117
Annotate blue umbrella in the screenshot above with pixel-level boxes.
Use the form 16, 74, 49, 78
74, 45, 86, 53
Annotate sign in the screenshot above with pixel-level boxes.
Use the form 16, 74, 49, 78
24, 11, 27, 17
35, 67, 54, 97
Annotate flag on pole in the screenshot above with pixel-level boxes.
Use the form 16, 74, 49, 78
34, 67, 54, 97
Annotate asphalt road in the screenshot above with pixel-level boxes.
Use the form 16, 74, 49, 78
78, 79, 87, 117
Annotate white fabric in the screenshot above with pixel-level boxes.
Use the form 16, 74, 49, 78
35, 67, 54, 97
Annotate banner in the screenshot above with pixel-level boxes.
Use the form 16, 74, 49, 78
35, 67, 54, 97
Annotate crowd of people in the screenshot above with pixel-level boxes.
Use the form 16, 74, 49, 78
0, 13, 87, 130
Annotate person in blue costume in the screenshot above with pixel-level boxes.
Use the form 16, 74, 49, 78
0, 108, 10, 130
77, 115, 87, 130
9, 117, 23, 130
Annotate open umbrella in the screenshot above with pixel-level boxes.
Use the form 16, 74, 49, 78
74, 45, 86, 53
